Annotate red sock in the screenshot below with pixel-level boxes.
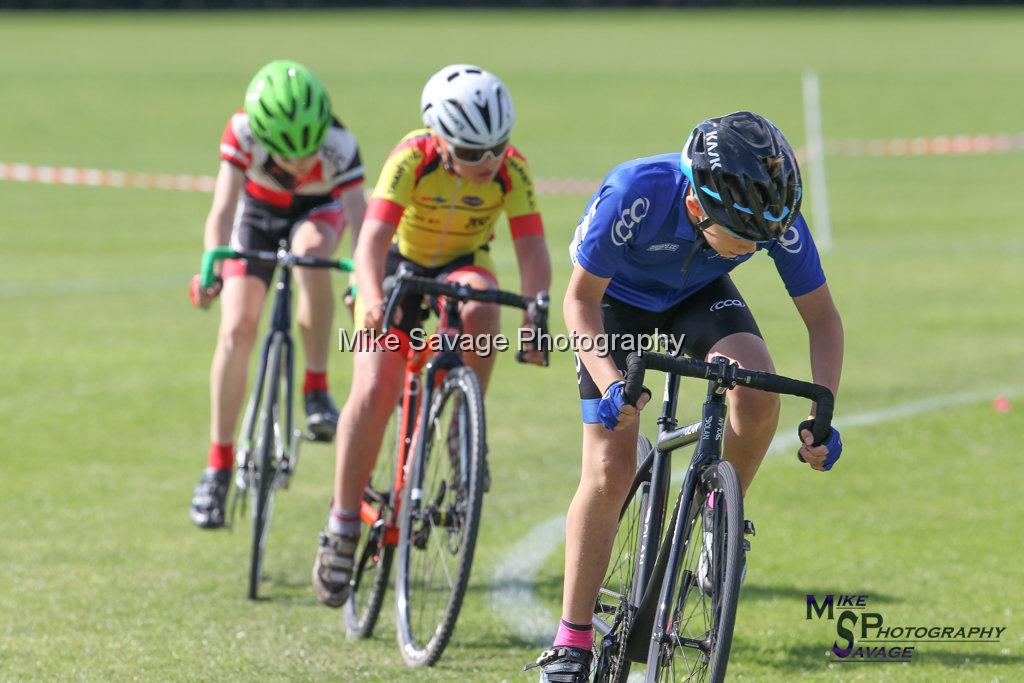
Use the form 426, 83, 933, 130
304, 370, 328, 394
208, 442, 234, 472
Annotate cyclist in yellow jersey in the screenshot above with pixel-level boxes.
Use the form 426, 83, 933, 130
312, 65, 552, 607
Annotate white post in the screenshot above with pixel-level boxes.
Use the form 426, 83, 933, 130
801, 70, 833, 253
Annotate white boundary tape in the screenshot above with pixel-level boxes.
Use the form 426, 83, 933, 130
4, 133, 1023, 197
492, 386, 1021, 645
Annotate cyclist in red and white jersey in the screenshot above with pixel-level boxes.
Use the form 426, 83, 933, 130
188, 60, 366, 529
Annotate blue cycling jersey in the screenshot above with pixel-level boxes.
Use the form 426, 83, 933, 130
569, 153, 826, 311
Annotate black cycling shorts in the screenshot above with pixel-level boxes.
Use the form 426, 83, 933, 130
225, 199, 345, 287
576, 275, 762, 422
358, 245, 497, 336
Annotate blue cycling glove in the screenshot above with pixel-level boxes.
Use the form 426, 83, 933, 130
597, 382, 627, 430
797, 421, 843, 471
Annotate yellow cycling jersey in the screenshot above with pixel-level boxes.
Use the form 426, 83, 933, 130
366, 129, 544, 267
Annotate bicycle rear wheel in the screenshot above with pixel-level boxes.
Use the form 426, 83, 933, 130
344, 405, 401, 638
395, 366, 485, 667
646, 460, 743, 683
248, 332, 288, 600
592, 435, 656, 682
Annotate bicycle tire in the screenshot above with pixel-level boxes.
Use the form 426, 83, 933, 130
395, 366, 486, 667
645, 460, 743, 683
248, 332, 286, 600
592, 435, 656, 682
344, 406, 401, 638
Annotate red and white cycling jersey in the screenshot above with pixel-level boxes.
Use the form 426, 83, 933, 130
219, 110, 364, 216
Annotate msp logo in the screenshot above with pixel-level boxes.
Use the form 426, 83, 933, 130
806, 593, 1006, 665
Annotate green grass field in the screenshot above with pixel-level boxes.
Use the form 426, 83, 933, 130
2, 9, 1023, 682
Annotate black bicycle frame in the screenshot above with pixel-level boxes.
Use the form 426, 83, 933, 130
622, 359, 732, 661
238, 256, 296, 457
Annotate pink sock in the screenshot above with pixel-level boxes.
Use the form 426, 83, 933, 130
553, 619, 593, 649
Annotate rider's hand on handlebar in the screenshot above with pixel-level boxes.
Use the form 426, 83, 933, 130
189, 274, 222, 309
598, 381, 650, 431
362, 300, 385, 332
797, 422, 843, 472
342, 274, 357, 320
517, 322, 546, 366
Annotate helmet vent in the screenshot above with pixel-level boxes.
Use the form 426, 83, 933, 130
280, 96, 296, 121
258, 99, 274, 120
280, 132, 296, 154
313, 120, 328, 148
446, 100, 481, 135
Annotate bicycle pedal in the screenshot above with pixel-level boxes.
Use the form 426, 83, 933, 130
744, 520, 756, 537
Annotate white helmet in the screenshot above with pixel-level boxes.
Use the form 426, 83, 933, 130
420, 64, 515, 148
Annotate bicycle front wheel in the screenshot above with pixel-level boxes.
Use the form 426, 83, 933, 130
646, 460, 743, 683
395, 366, 486, 667
248, 332, 288, 600
344, 404, 401, 639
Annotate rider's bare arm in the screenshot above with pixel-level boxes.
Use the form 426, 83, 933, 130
353, 218, 399, 327
203, 161, 244, 250
564, 263, 623, 393
340, 184, 368, 253
792, 282, 844, 412
513, 233, 551, 312
511, 234, 552, 364
512, 234, 551, 298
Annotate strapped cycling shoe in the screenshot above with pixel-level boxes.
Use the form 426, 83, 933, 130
524, 646, 592, 683
189, 467, 231, 529
304, 390, 340, 442
312, 529, 358, 608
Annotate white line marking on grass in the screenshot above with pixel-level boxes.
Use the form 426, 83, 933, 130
490, 515, 566, 645
493, 386, 1021, 644
764, 385, 1022, 457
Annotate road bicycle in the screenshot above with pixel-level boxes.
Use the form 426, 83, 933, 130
199, 244, 354, 600
343, 265, 548, 666
591, 350, 835, 682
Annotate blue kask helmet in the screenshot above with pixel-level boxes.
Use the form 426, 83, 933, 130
680, 111, 802, 242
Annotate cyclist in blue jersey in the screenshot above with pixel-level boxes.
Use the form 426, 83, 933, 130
526, 112, 845, 681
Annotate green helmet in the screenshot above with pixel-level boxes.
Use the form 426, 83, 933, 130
244, 60, 332, 159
